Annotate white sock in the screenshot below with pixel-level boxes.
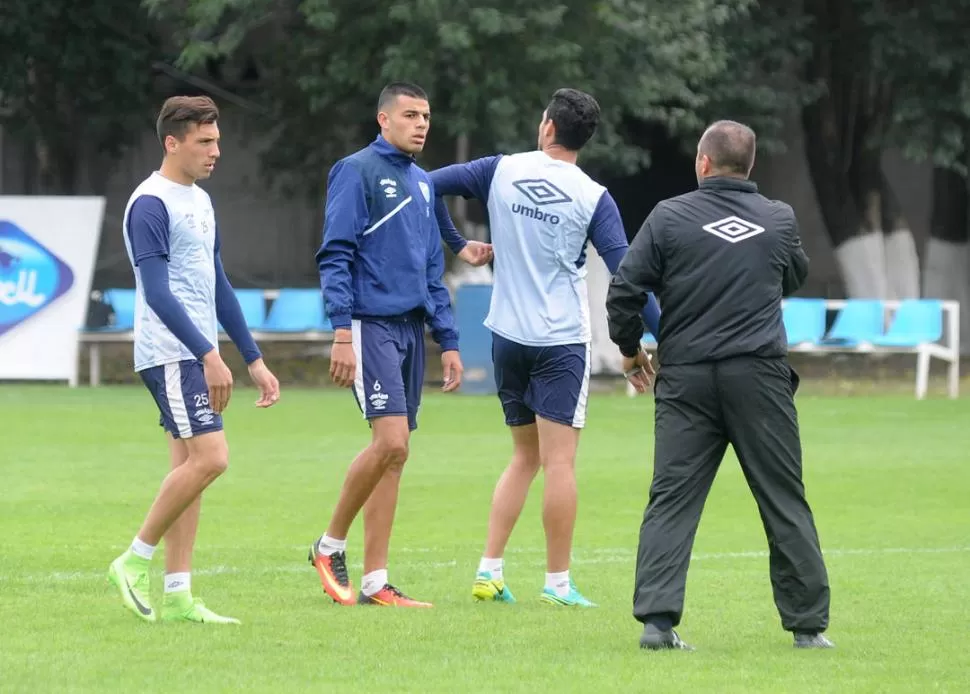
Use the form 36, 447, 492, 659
546, 570, 570, 598
478, 557, 504, 580
129, 537, 156, 561
317, 534, 347, 556
164, 572, 191, 594
361, 569, 388, 597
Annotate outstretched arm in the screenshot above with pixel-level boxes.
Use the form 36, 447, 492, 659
430, 156, 501, 266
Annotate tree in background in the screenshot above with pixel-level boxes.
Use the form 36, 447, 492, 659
144, 0, 763, 199
881, 0, 970, 349
0, 0, 159, 195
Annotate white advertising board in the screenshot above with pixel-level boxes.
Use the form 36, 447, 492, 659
0, 197, 105, 385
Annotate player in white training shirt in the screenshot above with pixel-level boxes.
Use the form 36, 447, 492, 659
108, 96, 280, 625
431, 89, 661, 606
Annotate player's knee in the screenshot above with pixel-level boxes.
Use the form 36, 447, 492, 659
192, 437, 229, 478
512, 446, 541, 474
375, 437, 409, 469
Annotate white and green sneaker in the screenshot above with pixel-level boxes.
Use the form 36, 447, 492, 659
161, 591, 240, 624
540, 580, 597, 608
107, 551, 155, 622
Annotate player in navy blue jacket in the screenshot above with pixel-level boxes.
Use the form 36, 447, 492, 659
309, 82, 462, 608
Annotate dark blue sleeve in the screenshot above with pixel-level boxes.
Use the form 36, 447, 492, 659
587, 193, 629, 256
127, 195, 171, 263
425, 181, 459, 352
139, 256, 215, 359
434, 196, 467, 255
128, 195, 214, 359
593, 193, 662, 338
314, 160, 368, 330
429, 156, 501, 202
213, 227, 262, 364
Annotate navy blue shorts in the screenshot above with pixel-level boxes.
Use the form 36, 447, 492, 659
139, 359, 224, 439
351, 312, 426, 431
491, 334, 591, 429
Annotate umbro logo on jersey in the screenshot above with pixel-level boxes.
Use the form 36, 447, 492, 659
512, 179, 572, 206
511, 179, 571, 225
701, 216, 765, 243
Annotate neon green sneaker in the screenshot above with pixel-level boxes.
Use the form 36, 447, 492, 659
472, 571, 516, 603
107, 551, 155, 622
161, 590, 240, 624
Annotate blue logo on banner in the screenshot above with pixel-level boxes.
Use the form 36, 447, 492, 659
0, 221, 74, 338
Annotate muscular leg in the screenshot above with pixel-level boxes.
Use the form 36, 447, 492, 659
324, 416, 409, 544
361, 416, 412, 574
136, 430, 229, 546
163, 434, 196, 575
535, 416, 580, 574
483, 424, 541, 559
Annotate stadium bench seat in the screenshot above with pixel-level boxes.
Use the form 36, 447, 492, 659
262, 288, 332, 332
871, 299, 943, 347
818, 299, 886, 346
220, 288, 267, 332
783, 298, 826, 346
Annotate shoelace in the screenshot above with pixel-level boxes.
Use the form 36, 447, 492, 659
330, 552, 350, 585
384, 584, 407, 598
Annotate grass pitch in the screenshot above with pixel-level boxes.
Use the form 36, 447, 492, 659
1, 385, 968, 692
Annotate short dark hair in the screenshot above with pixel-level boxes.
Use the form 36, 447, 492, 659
377, 82, 429, 111
698, 120, 757, 175
156, 96, 219, 147
544, 88, 600, 151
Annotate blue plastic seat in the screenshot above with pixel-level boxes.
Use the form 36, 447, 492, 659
871, 300, 943, 347
99, 288, 136, 331
220, 289, 266, 331
783, 298, 826, 345
263, 289, 332, 332
820, 299, 885, 345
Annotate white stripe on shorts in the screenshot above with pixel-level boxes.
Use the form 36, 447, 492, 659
164, 362, 193, 438
351, 319, 365, 418
571, 343, 592, 428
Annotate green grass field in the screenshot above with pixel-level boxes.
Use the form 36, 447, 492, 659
1, 385, 968, 693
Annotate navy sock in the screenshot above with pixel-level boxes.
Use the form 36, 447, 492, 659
647, 615, 673, 632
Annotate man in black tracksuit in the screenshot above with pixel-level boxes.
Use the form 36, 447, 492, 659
606, 120, 832, 652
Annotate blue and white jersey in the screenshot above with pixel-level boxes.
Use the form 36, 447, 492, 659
430, 151, 629, 346
122, 172, 219, 371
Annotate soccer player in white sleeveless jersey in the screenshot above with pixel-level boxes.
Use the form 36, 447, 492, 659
107, 96, 280, 624
431, 89, 661, 606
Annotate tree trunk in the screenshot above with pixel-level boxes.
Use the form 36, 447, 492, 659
880, 172, 920, 299
923, 164, 970, 353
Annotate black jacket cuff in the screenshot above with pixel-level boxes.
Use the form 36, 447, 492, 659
619, 342, 641, 358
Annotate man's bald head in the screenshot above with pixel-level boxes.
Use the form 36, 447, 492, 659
696, 120, 756, 179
